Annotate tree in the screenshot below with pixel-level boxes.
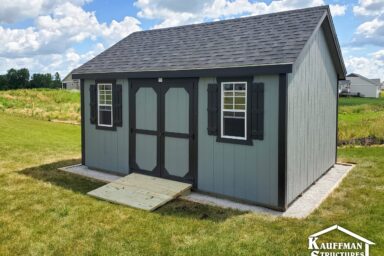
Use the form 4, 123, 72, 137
5, 68, 30, 89
18, 68, 30, 88
6, 68, 18, 89
51, 72, 61, 88
0, 75, 8, 90
30, 73, 52, 88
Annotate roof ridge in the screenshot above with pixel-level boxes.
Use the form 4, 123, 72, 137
132, 5, 329, 35
348, 73, 379, 85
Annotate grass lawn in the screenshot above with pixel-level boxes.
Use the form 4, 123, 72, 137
0, 112, 383, 255
0, 89, 80, 124
338, 96, 384, 142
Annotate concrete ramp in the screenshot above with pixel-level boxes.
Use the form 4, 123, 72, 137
87, 173, 192, 211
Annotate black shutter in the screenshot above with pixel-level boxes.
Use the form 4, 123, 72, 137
207, 83, 218, 135
113, 84, 123, 127
251, 82, 264, 140
89, 84, 97, 124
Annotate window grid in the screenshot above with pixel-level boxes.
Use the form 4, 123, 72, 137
221, 82, 247, 140
97, 83, 113, 127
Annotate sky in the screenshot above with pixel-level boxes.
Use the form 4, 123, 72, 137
0, 0, 383, 80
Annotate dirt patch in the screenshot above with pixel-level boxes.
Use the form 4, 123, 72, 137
338, 136, 384, 146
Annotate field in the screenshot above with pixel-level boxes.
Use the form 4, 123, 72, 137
338, 96, 384, 144
0, 89, 80, 123
0, 89, 383, 255
1, 89, 383, 143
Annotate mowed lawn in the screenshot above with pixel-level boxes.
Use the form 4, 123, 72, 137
0, 113, 383, 254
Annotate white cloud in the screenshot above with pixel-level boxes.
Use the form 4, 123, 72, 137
350, 0, 384, 46
345, 50, 384, 80
0, 43, 105, 77
134, 0, 344, 29
100, 16, 142, 45
372, 49, 384, 59
353, 0, 384, 16
0, 2, 141, 77
0, 0, 92, 24
0, 3, 141, 58
329, 4, 347, 16
353, 15, 384, 45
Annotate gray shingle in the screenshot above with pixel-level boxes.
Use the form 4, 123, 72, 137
74, 6, 328, 74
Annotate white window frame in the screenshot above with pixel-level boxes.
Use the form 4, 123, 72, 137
97, 83, 113, 127
220, 81, 247, 140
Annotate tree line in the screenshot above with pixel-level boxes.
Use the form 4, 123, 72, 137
0, 68, 62, 90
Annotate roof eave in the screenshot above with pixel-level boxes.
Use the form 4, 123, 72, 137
323, 8, 347, 79
292, 7, 347, 80
72, 64, 293, 80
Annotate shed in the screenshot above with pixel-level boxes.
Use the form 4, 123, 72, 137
345, 73, 380, 98
62, 70, 80, 90
73, 5, 346, 211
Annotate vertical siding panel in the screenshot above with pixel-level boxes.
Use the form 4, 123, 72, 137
286, 27, 338, 204
213, 141, 224, 194
84, 79, 130, 174
222, 145, 235, 196
198, 75, 279, 206
117, 79, 129, 172
234, 145, 247, 198
197, 78, 216, 192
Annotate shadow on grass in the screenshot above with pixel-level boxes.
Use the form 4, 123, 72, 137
157, 199, 246, 221
19, 159, 104, 194
19, 159, 245, 221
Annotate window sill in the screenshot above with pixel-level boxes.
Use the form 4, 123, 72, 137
96, 125, 117, 131
216, 136, 253, 146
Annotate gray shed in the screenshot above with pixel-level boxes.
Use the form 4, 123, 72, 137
73, 5, 346, 211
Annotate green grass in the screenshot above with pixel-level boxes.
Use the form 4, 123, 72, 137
338, 96, 384, 142
0, 89, 80, 123
0, 88, 383, 143
0, 112, 383, 255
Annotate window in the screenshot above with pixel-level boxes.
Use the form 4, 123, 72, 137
97, 83, 113, 127
221, 82, 247, 140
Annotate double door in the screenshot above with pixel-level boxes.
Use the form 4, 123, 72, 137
129, 78, 197, 185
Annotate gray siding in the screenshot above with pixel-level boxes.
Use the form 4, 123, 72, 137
197, 76, 279, 206
286, 27, 337, 204
84, 79, 130, 174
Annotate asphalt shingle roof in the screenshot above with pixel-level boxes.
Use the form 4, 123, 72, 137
74, 6, 329, 74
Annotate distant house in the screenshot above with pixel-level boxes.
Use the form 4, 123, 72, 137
72, 6, 346, 211
345, 73, 381, 98
62, 71, 80, 90
338, 80, 350, 96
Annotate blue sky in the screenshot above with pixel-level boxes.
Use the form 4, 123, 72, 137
0, 0, 383, 79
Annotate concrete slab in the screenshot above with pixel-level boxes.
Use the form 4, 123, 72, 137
60, 163, 354, 217
182, 163, 355, 218
282, 163, 355, 218
180, 193, 281, 216
58, 164, 121, 183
